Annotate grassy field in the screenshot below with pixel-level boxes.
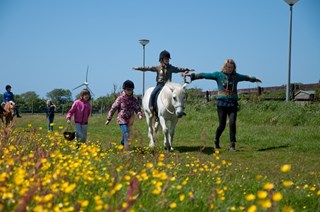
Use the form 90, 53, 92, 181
1, 101, 319, 211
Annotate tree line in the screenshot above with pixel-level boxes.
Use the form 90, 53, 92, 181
2, 86, 318, 115
0, 88, 123, 114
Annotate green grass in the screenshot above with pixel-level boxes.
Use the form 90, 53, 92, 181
1, 101, 320, 211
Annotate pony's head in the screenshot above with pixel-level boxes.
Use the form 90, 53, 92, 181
167, 82, 187, 118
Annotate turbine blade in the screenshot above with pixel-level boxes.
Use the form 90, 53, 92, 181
86, 65, 89, 82
73, 83, 85, 90
87, 86, 95, 96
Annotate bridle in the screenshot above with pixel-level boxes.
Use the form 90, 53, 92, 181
160, 87, 185, 115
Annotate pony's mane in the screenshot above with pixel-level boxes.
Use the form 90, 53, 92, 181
165, 82, 182, 89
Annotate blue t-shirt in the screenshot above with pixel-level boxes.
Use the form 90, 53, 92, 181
3, 91, 14, 103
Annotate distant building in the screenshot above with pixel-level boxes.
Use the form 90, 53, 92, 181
294, 90, 315, 103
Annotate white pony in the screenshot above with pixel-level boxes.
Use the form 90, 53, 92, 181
142, 82, 187, 151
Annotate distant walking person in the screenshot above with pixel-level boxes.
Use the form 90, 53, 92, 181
2, 84, 22, 118
105, 80, 143, 151
133, 50, 194, 117
66, 89, 92, 147
0, 85, 5, 115
46, 100, 56, 131
184, 59, 262, 151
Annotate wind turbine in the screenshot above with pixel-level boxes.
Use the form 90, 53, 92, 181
72, 65, 95, 96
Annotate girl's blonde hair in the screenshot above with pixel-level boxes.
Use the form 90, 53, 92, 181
221, 59, 237, 74
47, 100, 52, 105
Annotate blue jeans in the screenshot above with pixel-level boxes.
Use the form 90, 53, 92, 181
149, 83, 164, 109
120, 124, 129, 145
75, 123, 88, 143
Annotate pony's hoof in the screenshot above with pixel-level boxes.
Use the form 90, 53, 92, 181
164, 146, 174, 152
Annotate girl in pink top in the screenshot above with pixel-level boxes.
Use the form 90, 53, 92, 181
66, 89, 92, 146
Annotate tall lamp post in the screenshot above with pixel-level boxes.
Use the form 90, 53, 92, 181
139, 39, 149, 96
284, 0, 299, 101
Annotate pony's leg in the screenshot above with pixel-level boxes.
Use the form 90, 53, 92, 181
168, 118, 178, 151
159, 117, 172, 151
145, 112, 156, 147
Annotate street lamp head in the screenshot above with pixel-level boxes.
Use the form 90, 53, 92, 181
283, 0, 299, 6
139, 39, 150, 46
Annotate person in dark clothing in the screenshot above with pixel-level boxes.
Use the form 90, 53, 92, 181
184, 59, 262, 151
46, 99, 56, 131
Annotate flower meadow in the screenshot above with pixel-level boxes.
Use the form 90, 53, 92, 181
1, 121, 319, 212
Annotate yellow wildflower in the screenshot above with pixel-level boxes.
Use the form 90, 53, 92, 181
80, 200, 89, 207
260, 199, 272, 208
146, 162, 153, 169
272, 192, 283, 201
95, 205, 103, 210
263, 182, 274, 190
281, 164, 291, 173
179, 194, 185, 201
64, 183, 76, 193
282, 206, 294, 212
157, 161, 164, 167
0, 173, 8, 182
2, 192, 13, 199
282, 180, 294, 187
122, 202, 128, 209
255, 175, 263, 180
245, 194, 256, 201
114, 183, 123, 191
152, 188, 161, 195
247, 205, 257, 212
257, 190, 268, 199
169, 202, 177, 209
43, 193, 54, 202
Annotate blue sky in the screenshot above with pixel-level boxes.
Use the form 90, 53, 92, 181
0, 0, 319, 98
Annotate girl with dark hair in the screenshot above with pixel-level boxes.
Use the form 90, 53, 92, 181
66, 89, 92, 146
105, 80, 143, 151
